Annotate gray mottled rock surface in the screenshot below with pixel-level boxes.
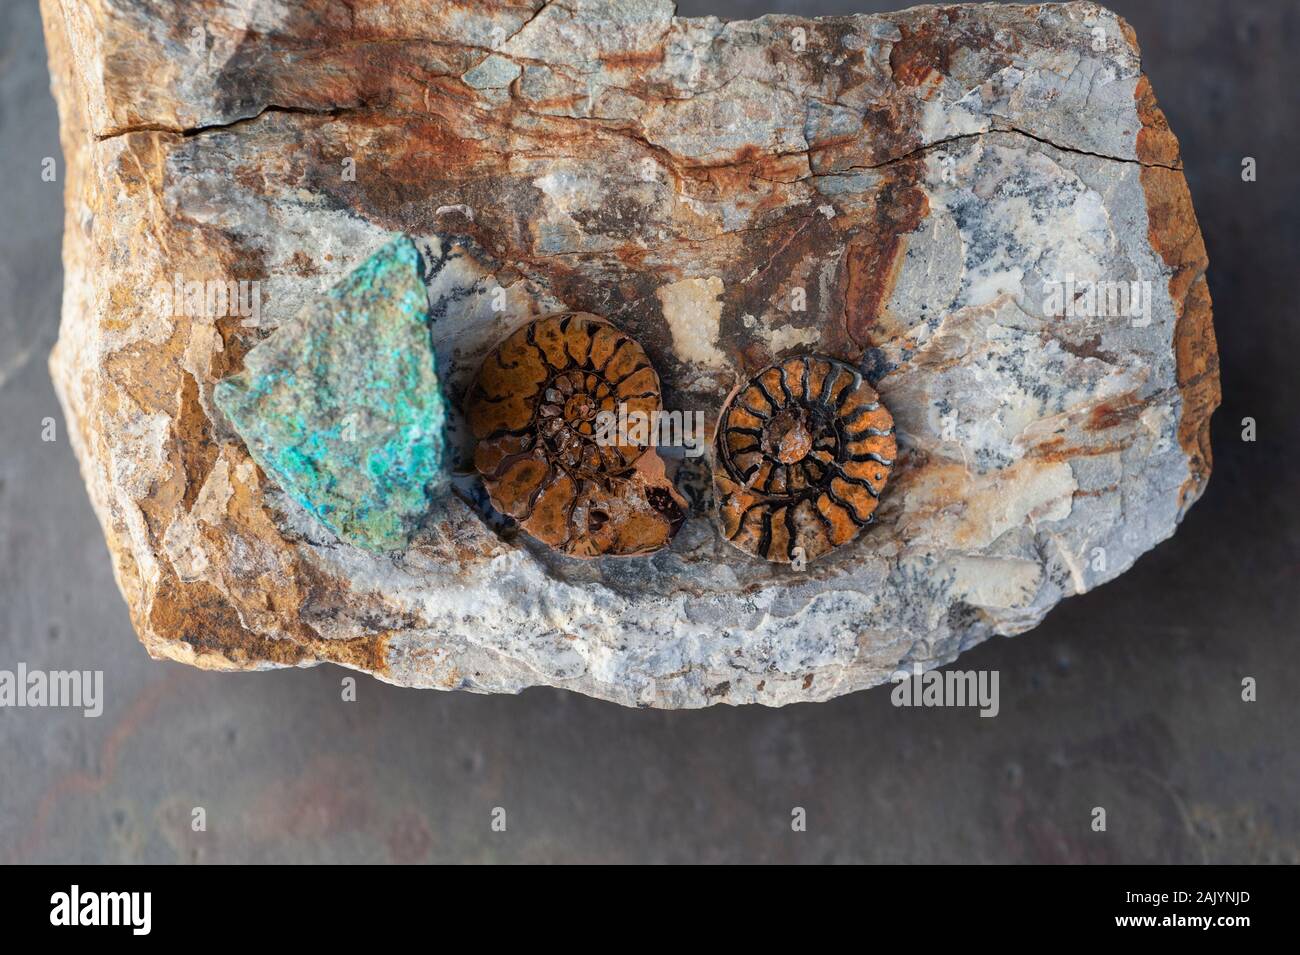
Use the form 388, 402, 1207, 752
42, 0, 1217, 706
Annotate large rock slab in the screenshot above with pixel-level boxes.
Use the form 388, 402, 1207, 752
42, 0, 1218, 707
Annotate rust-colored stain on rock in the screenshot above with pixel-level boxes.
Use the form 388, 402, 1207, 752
714, 356, 897, 563
469, 313, 686, 558
1134, 74, 1220, 511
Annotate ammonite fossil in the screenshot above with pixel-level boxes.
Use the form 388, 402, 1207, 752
468, 312, 686, 557
713, 355, 896, 563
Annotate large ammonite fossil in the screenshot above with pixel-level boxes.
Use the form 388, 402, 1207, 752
468, 312, 686, 557
713, 355, 897, 563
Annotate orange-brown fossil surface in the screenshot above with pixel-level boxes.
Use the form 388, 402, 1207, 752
716, 357, 896, 563
469, 313, 685, 557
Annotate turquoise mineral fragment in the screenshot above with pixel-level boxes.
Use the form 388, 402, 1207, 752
214, 236, 448, 552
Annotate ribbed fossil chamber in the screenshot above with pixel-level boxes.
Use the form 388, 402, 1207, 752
714, 355, 897, 563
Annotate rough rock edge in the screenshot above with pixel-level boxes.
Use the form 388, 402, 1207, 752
1129, 66, 1219, 508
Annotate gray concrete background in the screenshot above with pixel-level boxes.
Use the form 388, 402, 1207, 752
1, 0, 1295, 864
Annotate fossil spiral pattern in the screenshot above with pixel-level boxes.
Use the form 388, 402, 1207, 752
468, 312, 685, 557
714, 355, 896, 563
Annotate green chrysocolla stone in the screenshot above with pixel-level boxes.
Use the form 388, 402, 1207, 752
214, 236, 448, 552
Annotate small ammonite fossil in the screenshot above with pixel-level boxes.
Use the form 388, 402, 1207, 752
713, 355, 897, 564
468, 312, 686, 557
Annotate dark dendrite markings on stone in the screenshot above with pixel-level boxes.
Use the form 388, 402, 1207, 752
714, 355, 897, 564
468, 312, 686, 558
